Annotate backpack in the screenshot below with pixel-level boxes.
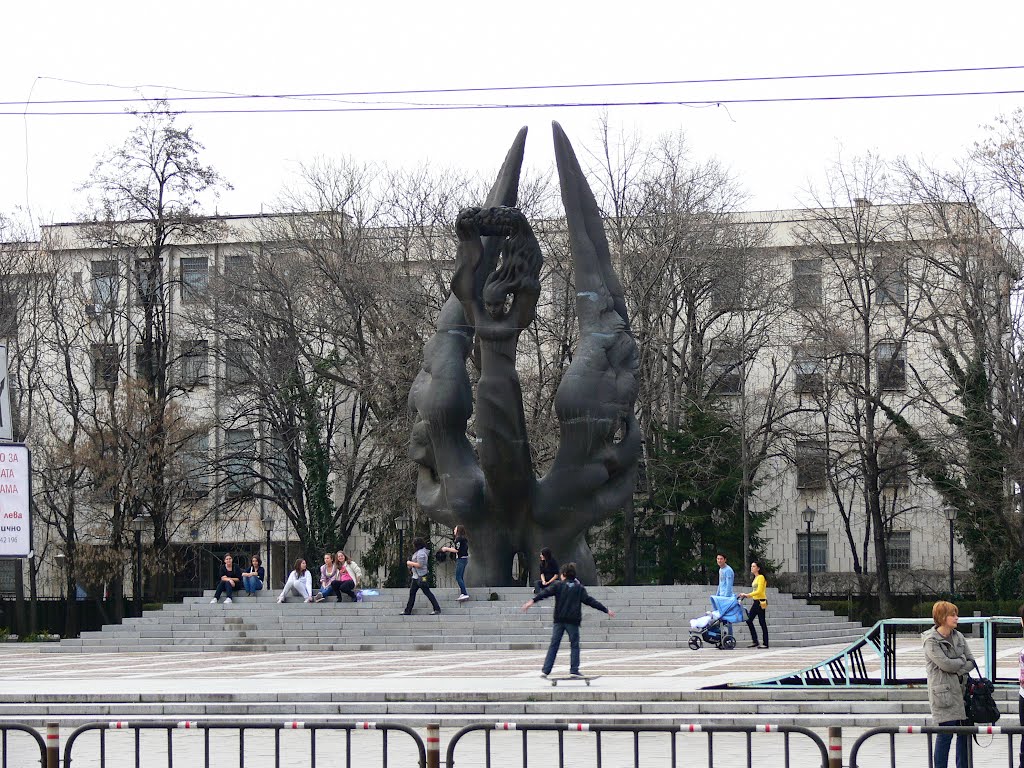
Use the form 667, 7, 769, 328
347, 560, 365, 586
964, 671, 1000, 725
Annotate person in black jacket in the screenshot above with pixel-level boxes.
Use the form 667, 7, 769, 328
521, 563, 614, 678
211, 554, 242, 604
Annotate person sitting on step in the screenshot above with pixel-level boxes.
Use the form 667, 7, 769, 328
277, 559, 313, 603
330, 551, 358, 603
241, 554, 265, 596
315, 552, 339, 602
211, 554, 241, 604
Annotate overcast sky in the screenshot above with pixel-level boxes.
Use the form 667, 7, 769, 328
2, 1, 1024, 228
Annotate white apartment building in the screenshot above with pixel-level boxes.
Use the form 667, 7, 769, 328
0, 201, 1007, 598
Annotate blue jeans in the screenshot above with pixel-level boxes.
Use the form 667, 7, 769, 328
542, 622, 580, 675
933, 720, 968, 768
455, 557, 468, 596
243, 576, 263, 593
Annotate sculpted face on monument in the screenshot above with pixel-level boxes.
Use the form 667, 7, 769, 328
408, 123, 641, 586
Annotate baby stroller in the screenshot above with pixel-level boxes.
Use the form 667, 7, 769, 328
687, 594, 746, 650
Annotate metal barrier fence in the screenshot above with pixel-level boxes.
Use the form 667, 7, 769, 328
62, 720, 427, 768
849, 724, 1024, 767
0, 723, 46, 768
446, 722, 830, 768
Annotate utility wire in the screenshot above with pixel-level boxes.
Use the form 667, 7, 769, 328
3, 88, 1024, 116
0, 64, 1023, 107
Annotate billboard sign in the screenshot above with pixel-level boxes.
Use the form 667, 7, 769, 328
0, 345, 10, 442
0, 444, 30, 558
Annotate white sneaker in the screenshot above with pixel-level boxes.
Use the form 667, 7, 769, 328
457, 594, 470, 601
210, 598, 217, 604
224, 597, 232, 604
277, 597, 284, 604
539, 671, 549, 678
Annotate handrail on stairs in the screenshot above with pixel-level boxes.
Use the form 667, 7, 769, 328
725, 616, 1022, 689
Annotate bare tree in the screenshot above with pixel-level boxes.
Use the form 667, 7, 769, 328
582, 119, 790, 581
76, 102, 229, 599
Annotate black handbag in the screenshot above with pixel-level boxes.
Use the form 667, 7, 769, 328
963, 663, 1000, 725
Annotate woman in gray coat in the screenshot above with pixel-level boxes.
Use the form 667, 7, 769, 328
922, 600, 975, 768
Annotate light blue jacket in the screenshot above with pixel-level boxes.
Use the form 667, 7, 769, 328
716, 565, 735, 597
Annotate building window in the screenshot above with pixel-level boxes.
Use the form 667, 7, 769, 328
224, 429, 255, 498
879, 439, 909, 488
91, 260, 117, 307
874, 253, 907, 306
711, 257, 744, 311
182, 432, 210, 498
0, 560, 15, 593
885, 530, 911, 571
708, 345, 742, 395
266, 432, 294, 494
792, 258, 822, 308
876, 341, 906, 391
224, 339, 251, 386
180, 257, 209, 303
180, 339, 209, 387
795, 440, 827, 489
797, 532, 828, 574
91, 343, 118, 390
0, 279, 17, 339
223, 253, 254, 304
793, 345, 823, 394
135, 258, 161, 304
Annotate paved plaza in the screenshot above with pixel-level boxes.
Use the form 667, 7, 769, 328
2, 637, 1023, 766
0, 635, 1005, 693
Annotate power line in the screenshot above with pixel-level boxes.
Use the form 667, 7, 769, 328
3, 88, 1024, 116
1, 64, 1023, 107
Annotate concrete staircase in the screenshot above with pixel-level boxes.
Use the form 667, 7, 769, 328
44, 586, 865, 653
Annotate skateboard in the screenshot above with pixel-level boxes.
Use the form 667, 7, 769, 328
549, 675, 600, 687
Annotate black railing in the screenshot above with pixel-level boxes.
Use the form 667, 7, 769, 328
62, 719, 427, 768
849, 724, 1024, 767
446, 721, 829, 768
0, 723, 46, 768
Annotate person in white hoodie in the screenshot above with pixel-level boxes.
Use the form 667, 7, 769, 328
277, 558, 313, 603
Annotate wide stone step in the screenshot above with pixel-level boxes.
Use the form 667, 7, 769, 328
46, 587, 867, 653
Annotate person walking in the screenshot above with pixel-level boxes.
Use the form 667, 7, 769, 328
401, 537, 441, 615
738, 561, 769, 649
277, 559, 313, 603
521, 562, 614, 679
715, 553, 735, 640
211, 554, 241, 604
715, 553, 734, 597
923, 600, 974, 768
441, 525, 470, 601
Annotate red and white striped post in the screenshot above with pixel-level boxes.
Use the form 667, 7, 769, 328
45, 722, 59, 768
827, 726, 842, 768
426, 723, 440, 768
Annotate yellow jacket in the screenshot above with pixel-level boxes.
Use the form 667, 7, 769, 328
748, 575, 767, 608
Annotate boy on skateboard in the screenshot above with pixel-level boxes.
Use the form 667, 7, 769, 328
521, 562, 614, 679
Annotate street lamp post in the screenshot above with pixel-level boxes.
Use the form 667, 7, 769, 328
660, 507, 678, 585
801, 505, 816, 602
131, 513, 146, 618
54, 553, 66, 600
261, 512, 274, 589
394, 514, 410, 584
943, 507, 958, 596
